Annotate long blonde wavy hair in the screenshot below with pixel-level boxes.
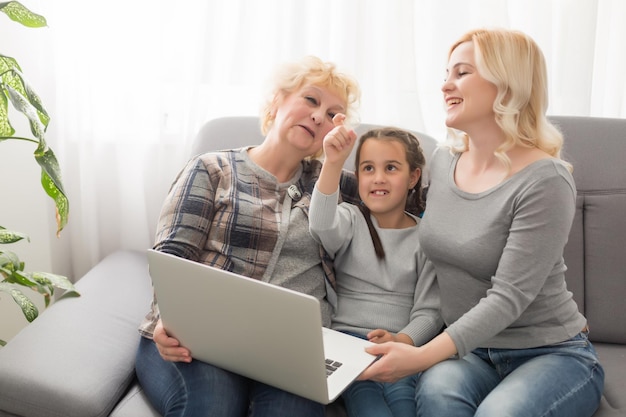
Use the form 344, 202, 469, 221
447, 28, 571, 172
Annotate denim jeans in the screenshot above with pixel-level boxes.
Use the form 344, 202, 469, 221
135, 337, 325, 417
342, 375, 418, 417
339, 330, 418, 417
415, 331, 605, 417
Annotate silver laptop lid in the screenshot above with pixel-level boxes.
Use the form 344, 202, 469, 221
147, 249, 332, 402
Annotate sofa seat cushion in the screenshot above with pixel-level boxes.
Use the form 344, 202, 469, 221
0, 250, 153, 417
110, 381, 160, 417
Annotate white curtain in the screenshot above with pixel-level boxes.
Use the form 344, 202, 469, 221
25, 0, 626, 279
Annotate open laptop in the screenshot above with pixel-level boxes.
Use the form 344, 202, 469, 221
146, 249, 378, 404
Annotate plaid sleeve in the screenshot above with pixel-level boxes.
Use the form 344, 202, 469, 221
153, 155, 223, 261
138, 294, 160, 339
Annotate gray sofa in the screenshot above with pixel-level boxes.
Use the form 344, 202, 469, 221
0, 116, 624, 417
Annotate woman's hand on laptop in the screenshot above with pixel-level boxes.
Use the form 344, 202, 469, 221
358, 332, 458, 383
357, 341, 421, 383
154, 319, 192, 363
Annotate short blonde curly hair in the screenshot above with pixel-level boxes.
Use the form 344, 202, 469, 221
259, 56, 361, 135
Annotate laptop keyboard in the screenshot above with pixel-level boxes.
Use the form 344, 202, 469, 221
325, 358, 343, 377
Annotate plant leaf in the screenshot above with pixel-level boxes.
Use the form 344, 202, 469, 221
0, 227, 29, 244
0, 54, 21, 137
0, 250, 22, 273
3, 84, 68, 234
31, 271, 78, 294
58, 290, 80, 300
2, 270, 53, 309
0, 1, 47, 28
0, 58, 50, 130
3, 268, 37, 288
0, 53, 22, 73
0, 87, 14, 137
15, 69, 48, 126
36, 149, 69, 235
9, 66, 49, 127
0, 282, 39, 322
5, 84, 44, 140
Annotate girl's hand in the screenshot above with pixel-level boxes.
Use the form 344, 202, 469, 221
316, 113, 358, 195
322, 113, 357, 166
368, 329, 414, 345
153, 319, 192, 363
367, 329, 396, 344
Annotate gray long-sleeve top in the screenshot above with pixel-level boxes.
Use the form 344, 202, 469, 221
419, 148, 587, 358
309, 187, 442, 347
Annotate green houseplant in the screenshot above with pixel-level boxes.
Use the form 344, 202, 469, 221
0, 1, 77, 346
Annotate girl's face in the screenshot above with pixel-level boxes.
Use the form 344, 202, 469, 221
357, 138, 419, 226
271, 85, 346, 158
442, 41, 498, 135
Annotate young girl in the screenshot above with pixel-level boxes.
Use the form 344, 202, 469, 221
309, 116, 442, 417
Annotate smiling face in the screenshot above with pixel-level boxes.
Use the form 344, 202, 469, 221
442, 40, 498, 135
357, 138, 419, 227
270, 85, 347, 158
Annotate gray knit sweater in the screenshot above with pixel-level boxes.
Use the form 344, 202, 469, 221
309, 187, 442, 346
419, 148, 587, 358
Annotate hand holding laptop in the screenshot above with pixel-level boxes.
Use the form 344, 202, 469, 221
153, 320, 191, 363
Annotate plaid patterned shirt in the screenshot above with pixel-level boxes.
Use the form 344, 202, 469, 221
139, 147, 358, 338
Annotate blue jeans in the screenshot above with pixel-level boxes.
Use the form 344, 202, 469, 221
415, 331, 605, 417
135, 337, 325, 417
340, 330, 418, 417
342, 375, 418, 417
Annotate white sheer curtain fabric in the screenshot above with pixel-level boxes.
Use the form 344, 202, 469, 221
29, 0, 625, 278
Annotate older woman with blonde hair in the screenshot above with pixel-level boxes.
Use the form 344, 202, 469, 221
135, 56, 360, 417
359, 28, 605, 417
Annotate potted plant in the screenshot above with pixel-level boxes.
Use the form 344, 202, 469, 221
0, 1, 78, 346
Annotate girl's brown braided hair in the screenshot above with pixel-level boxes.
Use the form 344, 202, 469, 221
354, 128, 426, 259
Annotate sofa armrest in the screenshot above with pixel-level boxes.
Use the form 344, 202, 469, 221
0, 250, 153, 417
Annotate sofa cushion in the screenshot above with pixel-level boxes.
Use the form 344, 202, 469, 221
0, 250, 153, 417
109, 381, 160, 417
594, 343, 626, 415
554, 116, 626, 345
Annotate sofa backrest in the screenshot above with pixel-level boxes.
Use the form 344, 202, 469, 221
190, 116, 438, 174
191, 115, 626, 345
550, 116, 626, 345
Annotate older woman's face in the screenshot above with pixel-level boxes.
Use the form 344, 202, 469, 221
271, 85, 346, 157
